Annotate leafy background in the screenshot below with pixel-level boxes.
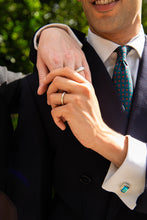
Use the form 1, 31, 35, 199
0, 0, 147, 74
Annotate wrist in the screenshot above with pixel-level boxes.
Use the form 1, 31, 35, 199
93, 125, 128, 167
34, 23, 83, 50
108, 132, 128, 167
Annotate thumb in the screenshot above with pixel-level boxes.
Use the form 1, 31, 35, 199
37, 62, 49, 95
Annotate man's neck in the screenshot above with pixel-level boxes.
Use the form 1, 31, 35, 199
90, 23, 141, 45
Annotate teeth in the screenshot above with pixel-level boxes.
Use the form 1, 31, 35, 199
94, 0, 116, 5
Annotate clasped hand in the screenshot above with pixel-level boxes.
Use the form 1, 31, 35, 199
45, 67, 104, 147
44, 67, 127, 167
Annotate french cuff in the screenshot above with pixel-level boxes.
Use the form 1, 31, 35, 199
102, 135, 146, 210
34, 23, 83, 50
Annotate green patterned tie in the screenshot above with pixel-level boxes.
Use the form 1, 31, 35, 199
112, 46, 133, 115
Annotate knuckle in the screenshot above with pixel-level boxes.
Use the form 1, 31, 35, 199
74, 95, 81, 105
64, 51, 73, 60
63, 66, 73, 76
66, 102, 74, 113
63, 66, 71, 72
49, 93, 54, 103
81, 83, 91, 98
50, 55, 61, 68
53, 76, 60, 85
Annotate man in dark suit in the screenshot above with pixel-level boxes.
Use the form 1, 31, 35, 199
11, 0, 147, 219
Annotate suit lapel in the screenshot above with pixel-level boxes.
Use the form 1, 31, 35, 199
127, 36, 147, 142
82, 39, 128, 135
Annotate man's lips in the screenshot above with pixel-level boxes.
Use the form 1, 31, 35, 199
91, 0, 119, 5
91, 0, 119, 12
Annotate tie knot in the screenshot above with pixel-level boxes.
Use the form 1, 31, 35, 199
116, 46, 131, 62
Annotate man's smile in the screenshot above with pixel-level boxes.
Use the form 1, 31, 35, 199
90, 0, 119, 12
91, 0, 119, 5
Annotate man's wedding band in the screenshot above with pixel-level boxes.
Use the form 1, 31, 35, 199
61, 92, 66, 105
76, 67, 85, 73
60, 68, 84, 105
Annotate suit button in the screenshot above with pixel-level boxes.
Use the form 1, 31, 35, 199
80, 175, 92, 184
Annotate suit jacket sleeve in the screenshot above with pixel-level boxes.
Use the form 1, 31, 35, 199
0, 79, 22, 220
9, 72, 54, 220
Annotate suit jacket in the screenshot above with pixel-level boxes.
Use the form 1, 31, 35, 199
0, 72, 21, 220
10, 30, 147, 220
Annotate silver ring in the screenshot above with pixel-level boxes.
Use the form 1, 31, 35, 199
61, 92, 66, 105
76, 67, 85, 73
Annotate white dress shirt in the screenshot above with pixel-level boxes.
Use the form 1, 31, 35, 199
34, 24, 147, 210
87, 27, 145, 87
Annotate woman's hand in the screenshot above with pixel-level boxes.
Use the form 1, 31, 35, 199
37, 28, 91, 95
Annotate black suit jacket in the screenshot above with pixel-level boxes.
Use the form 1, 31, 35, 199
0, 80, 20, 220
10, 31, 147, 220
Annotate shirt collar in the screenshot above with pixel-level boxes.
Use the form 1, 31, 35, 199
87, 25, 145, 63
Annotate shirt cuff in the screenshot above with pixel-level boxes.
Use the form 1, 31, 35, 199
34, 23, 83, 50
102, 135, 146, 210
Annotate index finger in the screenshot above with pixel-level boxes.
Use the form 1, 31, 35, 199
43, 67, 87, 85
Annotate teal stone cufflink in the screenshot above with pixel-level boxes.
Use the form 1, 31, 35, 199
120, 183, 130, 193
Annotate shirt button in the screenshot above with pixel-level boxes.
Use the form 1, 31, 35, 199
120, 183, 130, 193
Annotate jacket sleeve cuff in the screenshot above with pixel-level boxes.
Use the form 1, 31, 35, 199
102, 135, 146, 210
33, 23, 83, 50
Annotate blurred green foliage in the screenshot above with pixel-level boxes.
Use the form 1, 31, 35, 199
0, 0, 147, 74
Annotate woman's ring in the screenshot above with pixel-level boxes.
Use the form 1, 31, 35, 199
76, 67, 85, 73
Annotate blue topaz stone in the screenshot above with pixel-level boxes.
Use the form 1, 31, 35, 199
120, 183, 130, 193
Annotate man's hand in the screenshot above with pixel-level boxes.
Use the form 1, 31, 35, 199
44, 67, 128, 167
37, 28, 91, 95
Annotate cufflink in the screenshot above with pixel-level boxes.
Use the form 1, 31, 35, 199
120, 183, 130, 193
